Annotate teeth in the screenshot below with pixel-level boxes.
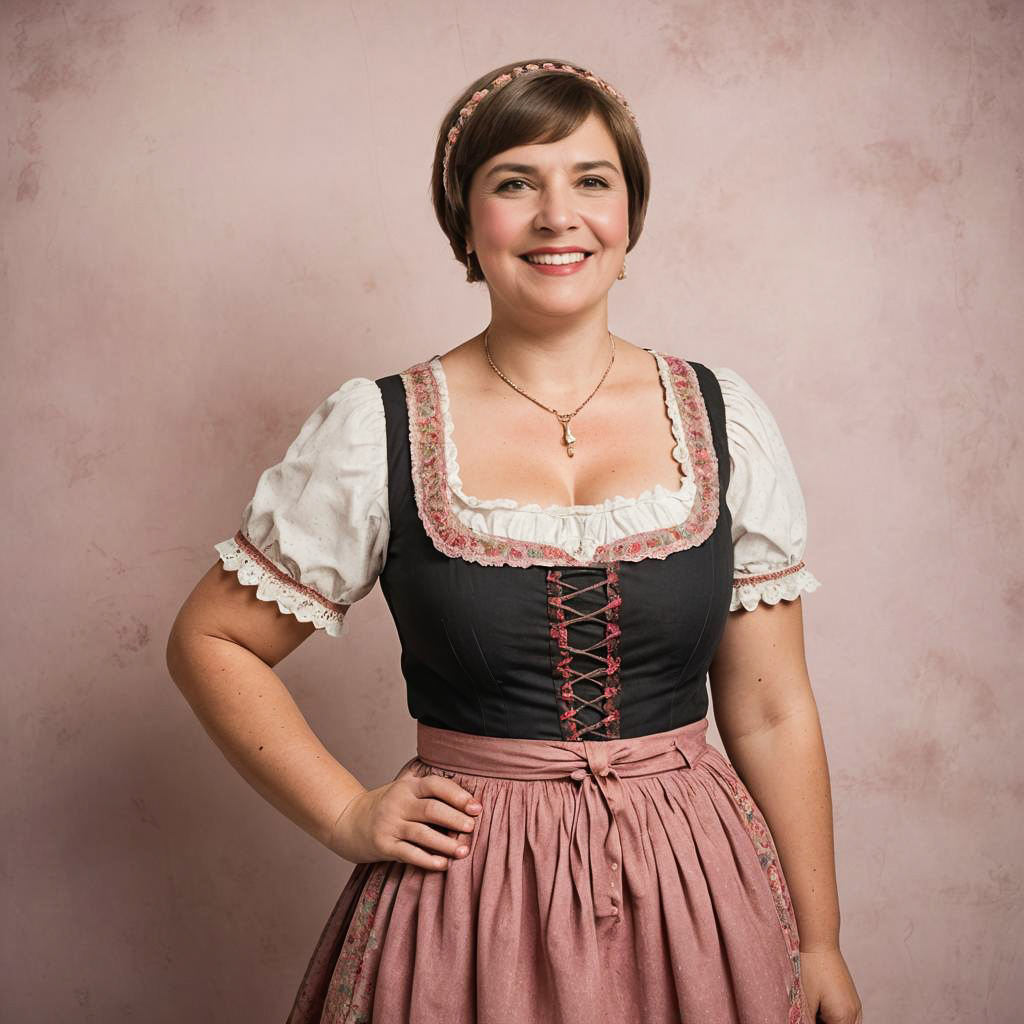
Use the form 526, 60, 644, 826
525, 252, 587, 265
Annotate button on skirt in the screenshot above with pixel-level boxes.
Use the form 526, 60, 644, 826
286, 717, 809, 1024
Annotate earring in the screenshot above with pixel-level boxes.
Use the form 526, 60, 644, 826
618, 261, 627, 280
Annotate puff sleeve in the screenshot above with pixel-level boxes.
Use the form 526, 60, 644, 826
214, 377, 389, 637
714, 367, 823, 612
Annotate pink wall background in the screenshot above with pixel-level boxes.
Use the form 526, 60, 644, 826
3, 1, 1022, 1020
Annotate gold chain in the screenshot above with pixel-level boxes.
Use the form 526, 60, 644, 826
483, 328, 616, 458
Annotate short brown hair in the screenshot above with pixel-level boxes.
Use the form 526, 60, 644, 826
430, 59, 651, 283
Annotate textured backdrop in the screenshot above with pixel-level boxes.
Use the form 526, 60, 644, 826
2, 1, 1022, 1020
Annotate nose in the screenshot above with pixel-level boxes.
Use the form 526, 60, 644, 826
532, 180, 579, 233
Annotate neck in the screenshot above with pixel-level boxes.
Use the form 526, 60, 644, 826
480, 317, 617, 399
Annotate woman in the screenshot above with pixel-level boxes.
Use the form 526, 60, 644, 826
167, 59, 863, 1024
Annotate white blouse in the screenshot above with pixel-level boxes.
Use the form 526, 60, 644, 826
215, 357, 821, 637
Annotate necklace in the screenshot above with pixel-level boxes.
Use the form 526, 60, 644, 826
483, 328, 616, 458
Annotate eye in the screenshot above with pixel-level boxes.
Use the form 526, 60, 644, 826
494, 176, 611, 193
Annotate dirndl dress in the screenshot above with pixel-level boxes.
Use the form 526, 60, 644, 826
272, 354, 812, 1024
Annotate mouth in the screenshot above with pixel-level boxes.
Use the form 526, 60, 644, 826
519, 251, 594, 266
517, 250, 595, 277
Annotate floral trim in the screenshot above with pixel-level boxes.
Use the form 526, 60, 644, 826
214, 529, 349, 636
723, 773, 807, 1024
546, 565, 623, 740
731, 561, 823, 613
733, 560, 807, 588
400, 352, 720, 567
321, 861, 393, 1022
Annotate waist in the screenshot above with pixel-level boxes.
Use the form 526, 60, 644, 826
415, 717, 710, 781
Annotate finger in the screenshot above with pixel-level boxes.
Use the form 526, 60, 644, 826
401, 820, 471, 858
390, 839, 453, 872
414, 796, 479, 834
417, 773, 482, 812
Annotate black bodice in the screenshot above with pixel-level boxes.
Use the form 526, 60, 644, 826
374, 356, 733, 741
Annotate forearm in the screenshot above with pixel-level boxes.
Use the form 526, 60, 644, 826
166, 631, 366, 853
719, 705, 841, 951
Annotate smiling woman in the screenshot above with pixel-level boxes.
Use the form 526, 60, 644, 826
168, 56, 859, 1024
431, 60, 650, 287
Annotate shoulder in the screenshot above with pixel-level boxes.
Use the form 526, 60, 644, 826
322, 375, 384, 406
708, 365, 766, 408
294, 375, 384, 418
292, 376, 385, 448
705, 365, 793, 456
256, 376, 388, 506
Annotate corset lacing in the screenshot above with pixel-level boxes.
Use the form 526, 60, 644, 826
546, 564, 623, 740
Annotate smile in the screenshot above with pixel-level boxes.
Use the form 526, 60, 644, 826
519, 252, 593, 275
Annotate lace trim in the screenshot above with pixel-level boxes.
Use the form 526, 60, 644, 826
400, 352, 720, 567
214, 530, 349, 637
731, 560, 822, 612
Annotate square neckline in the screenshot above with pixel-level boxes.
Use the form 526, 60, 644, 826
427, 347, 694, 517
397, 350, 721, 567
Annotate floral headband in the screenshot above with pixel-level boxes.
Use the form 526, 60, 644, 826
441, 62, 640, 193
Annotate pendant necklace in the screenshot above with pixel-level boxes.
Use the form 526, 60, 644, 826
483, 329, 616, 458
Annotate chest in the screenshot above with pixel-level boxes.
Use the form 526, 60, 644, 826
441, 356, 688, 511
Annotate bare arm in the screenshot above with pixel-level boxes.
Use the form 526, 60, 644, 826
709, 595, 838, 950
166, 561, 483, 870
165, 561, 366, 852
710, 596, 863, 1022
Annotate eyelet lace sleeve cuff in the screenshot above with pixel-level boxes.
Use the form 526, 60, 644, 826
215, 530, 351, 637
731, 560, 822, 612
213, 376, 388, 638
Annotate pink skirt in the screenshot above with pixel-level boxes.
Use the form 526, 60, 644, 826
286, 717, 809, 1024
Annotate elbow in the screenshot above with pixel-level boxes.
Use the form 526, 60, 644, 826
165, 606, 207, 689
165, 620, 189, 688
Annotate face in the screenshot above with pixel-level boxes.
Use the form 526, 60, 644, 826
465, 111, 630, 317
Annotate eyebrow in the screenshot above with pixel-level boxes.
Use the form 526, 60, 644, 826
485, 159, 621, 178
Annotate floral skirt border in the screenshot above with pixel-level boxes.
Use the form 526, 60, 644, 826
285, 859, 399, 1024
720, 766, 808, 1024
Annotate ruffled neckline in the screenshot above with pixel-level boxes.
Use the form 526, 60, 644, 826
428, 348, 697, 517
399, 349, 721, 568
